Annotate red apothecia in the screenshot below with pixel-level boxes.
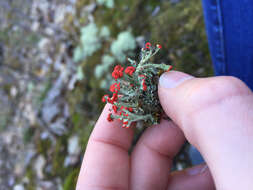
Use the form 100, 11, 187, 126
102, 42, 172, 128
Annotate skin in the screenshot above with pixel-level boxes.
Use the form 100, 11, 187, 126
76, 71, 253, 190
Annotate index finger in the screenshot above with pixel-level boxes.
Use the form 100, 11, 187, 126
76, 103, 134, 190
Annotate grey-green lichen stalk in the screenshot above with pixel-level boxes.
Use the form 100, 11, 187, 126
102, 42, 172, 128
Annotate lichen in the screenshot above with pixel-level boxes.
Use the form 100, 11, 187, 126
99, 26, 111, 39
102, 43, 172, 128
94, 54, 115, 79
76, 65, 84, 81
97, 0, 114, 9
73, 23, 102, 62
110, 30, 136, 63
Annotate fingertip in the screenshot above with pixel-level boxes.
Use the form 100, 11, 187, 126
90, 103, 134, 150
130, 120, 186, 190
77, 103, 134, 189
141, 120, 185, 156
168, 164, 215, 190
159, 71, 194, 89
158, 71, 194, 120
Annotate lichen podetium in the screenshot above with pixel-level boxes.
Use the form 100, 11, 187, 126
102, 42, 172, 128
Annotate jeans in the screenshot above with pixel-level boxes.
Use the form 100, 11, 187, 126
189, 0, 253, 165
202, 0, 253, 90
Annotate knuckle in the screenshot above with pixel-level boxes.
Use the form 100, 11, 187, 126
219, 76, 248, 93
181, 76, 251, 130
185, 76, 250, 107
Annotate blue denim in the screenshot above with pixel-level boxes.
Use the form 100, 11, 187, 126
202, 0, 253, 90
189, 0, 253, 165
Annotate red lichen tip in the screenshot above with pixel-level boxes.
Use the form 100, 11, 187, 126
138, 74, 146, 79
107, 113, 113, 122
111, 92, 118, 102
122, 121, 129, 128
157, 44, 162, 49
112, 65, 124, 80
167, 65, 173, 71
124, 66, 136, 76
141, 79, 147, 91
112, 105, 118, 113
102, 94, 109, 103
145, 42, 151, 49
110, 82, 120, 93
128, 107, 133, 112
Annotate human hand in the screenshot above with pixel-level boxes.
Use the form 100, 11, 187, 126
76, 71, 253, 190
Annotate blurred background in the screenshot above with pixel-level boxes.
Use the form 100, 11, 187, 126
0, 0, 213, 189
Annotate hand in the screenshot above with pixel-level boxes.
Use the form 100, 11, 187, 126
76, 71, 253, 190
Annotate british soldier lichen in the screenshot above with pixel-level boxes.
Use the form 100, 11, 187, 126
102, 42, 172, 128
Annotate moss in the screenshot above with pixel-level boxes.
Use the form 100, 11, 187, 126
50, 137, 68, 177
63, 13, 76, 33
36, 138, 52, 157
79, 124, 93, 149
63, 168, 80, 190
121, 0, 149, 32
77, 52, 105, 115
23, 126, 35, 144
150, 0, 213, 77
71, 112, 86, 132
67, 80, 87, 124
25, 167, 36, 190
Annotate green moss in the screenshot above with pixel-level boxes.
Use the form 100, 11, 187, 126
25, 167, 36, 190
36, 138, 52, 157
63, 168, 80, 190
150, 0, 213, 77
51, 137, 68, 177
72, 112, 83, 131
23, 127, 35, 144
79, 124, 93, 149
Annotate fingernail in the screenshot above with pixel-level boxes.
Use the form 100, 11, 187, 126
159, 71, 193, 89
187, 164, 208, 176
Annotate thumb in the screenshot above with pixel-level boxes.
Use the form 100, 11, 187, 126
158, 71, 253, 189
